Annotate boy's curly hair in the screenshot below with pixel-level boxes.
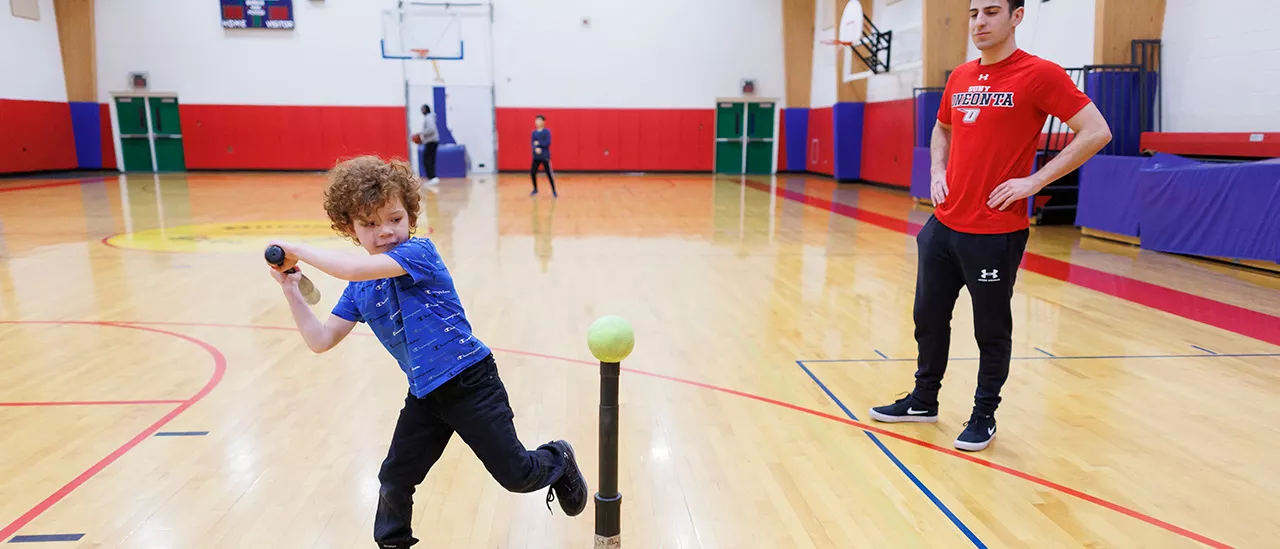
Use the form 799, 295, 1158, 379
323, 156, 422, 244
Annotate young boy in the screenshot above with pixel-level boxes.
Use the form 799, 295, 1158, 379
265, 156, 587, 548
530, 114, 556, 197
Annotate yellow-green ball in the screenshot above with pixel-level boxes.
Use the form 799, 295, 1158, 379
587, 315, 635, 363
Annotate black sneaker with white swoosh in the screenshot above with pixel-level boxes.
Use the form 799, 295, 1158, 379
868, 394, 938, 423
954, 412, 996, 451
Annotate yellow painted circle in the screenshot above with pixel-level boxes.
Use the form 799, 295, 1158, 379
104, 220, 354, 253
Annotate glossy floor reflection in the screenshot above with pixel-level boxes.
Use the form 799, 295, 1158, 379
1, 172, 1278, 548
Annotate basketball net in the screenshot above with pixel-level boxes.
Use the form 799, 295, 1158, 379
410, 49, 446, 84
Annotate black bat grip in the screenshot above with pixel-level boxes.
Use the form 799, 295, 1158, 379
265, 245, 298, 274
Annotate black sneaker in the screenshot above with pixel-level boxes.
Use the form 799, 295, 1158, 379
542, 440, 587, 516
955, 412, 996, 452
868, 393, 938, 423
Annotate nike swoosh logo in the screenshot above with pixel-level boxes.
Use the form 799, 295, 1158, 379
907, 408, 930, 415
988, 427, 996, 436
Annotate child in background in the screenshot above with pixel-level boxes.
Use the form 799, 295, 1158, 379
265, 156, 586, 549
531, 114, 557, 197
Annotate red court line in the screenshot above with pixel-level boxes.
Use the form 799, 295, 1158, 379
0, 399, 185, 407
106, 320, 1231, 548
0, 321, 226, 543
745, 180, 1280, 348
0, 179, 105, 194
637, 368, 1233, 549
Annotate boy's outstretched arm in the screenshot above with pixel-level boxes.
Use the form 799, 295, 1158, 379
270, 266, 355, 353
268, 240, 407, 282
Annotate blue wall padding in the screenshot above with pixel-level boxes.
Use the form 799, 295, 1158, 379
433, 87, 457, 145
1084, 71, 1158, 157
833, 102, 864, 180
910, 147, 931, 201
914, 91, 943, 148
1138, 154, 1280, 261
784, 108, 810, 172
69, 102, 103, 169
1077, 154, 1148, 237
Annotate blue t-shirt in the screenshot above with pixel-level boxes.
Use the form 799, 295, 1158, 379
331, 237, 491, 397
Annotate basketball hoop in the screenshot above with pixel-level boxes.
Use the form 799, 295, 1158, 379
410, 48, 431, 59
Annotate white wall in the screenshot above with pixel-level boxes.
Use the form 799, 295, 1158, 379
1160, 0, 1280, 132
95, 0, 404, 106
865, 0, 923, 103
0, 0, 67, 102
493, 0, 786, 108
965, 0, 1095, 70
94, 0, 785, 110
810, 0, 839, 108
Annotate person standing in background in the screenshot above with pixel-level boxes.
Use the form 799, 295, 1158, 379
531, 114, 557, 197
417, 104, 440, 186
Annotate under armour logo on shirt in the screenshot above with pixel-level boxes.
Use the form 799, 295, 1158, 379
979, 269, 1000, 282
978, 74, 990, 81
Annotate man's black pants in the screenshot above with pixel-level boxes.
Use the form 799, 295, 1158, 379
911, 215, 1029, 416
420, 142, 438, 179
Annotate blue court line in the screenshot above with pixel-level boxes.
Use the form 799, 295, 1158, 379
796, 361, 987, 548
798, 353, 1280, 360
873, 349, 888, 359
153, 431, 208, 437
1191, 345, 1217, 355
1035, 347, 1055, 357
8, 534, 85, 543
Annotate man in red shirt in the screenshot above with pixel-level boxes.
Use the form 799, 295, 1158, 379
869, 0, 1112, 451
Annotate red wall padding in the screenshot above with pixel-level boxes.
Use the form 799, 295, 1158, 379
806, 107, 834, 176
495, 108, 715, 171
99, 103, 117, 170
1140, 132, 1280, 158
180, 105, 408, 170
0, 99, 77, 174
860, 99, 914, 187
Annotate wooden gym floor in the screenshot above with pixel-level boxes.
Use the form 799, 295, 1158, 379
1, 172, 1278, 548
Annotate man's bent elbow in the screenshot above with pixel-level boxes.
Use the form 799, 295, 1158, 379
1093, 124, 1113, 151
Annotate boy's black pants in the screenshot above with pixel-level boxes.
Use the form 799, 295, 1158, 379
531, 158, 555, 191
373, 354, 565, 548
911, 215, 1029, 416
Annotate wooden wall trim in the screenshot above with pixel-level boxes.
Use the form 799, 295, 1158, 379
783, 0, 816, 108
1094, 0, 1166, 65
923, 0, 969, 88
53, 0, 97, 103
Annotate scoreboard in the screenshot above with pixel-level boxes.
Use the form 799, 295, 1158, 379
221, 0, 294, 29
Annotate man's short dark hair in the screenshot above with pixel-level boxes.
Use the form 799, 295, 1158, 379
536, 114, 545, 121
1007, 0, 1025, 10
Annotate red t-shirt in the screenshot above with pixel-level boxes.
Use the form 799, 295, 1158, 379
935, 49, 1092, 234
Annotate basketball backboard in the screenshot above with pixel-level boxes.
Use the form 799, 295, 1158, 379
381, 2, 491, 61
839, 1, 923, 83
